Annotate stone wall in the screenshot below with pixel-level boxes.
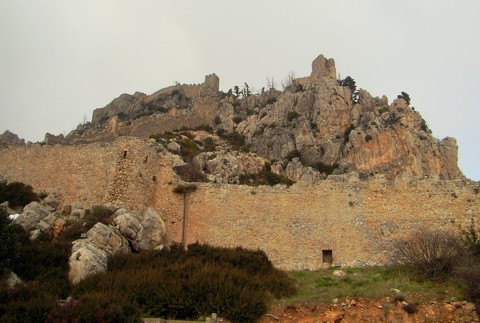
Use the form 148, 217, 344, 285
0, 137, 162, 211
156, 176, 480, 270
1, 138, 479, 270
144, 73, 219, 104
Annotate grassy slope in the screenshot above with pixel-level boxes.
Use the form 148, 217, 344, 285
283, 266, 465, 305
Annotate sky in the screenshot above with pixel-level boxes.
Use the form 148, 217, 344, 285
0, 1, 479, 181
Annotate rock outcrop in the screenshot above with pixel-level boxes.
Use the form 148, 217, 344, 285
112, 207, 166, 251
69, 222, 130, 284
0, 130, 25, 146
33, 54, 464, 183
13, 201, 53, 231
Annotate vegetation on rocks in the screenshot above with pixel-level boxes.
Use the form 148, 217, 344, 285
240, 162, 294, 187
0, 180, 38, 208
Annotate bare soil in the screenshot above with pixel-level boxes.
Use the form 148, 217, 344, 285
258, 298, 479, 323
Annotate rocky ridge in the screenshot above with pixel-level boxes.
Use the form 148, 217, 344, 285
26, 54, 462, 183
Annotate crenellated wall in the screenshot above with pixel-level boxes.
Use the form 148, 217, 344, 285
0, 137, 479, 270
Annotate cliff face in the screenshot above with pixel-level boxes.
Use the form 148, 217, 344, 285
235, 55, 462, 180
43, 54, 463, 181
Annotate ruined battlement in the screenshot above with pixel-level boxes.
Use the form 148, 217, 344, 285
143, 73, 219, 104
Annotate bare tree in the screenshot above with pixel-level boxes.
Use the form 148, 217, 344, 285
391, 227, 465, 277
266, 76, 277, 90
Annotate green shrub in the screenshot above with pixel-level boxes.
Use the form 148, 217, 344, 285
344, 124, 355, 143
173, 164, 208, 183
73, 243, 295, 322
0, 282, 57, 322
0, 180, 39, 207
203, 137, 216, 152
220, 131, 247, 151
11, 235, 71, 298
240, 163, 294, 187
178, 138, 201, 162
233, 116, 243, 124
397, 91, 411, 105
0, 209, 26, 274
285, 150, 301, 161
420, 118, 431, 133
313, 162, 339, 175
287, 111, 300, 122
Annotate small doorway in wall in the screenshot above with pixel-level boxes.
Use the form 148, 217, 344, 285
322, 249, 333, 264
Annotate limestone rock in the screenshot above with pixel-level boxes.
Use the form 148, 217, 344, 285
37, 213, 66, 237
193, 151, 265, 184
167, 141, 181, 154
0, 130, 25, 146
112, 207, 166, 251
69, 222, 130, 284
42, 191, 60, 209
6, 271, 22, 288
284, 158, 322, 184
13, 202, 53, 231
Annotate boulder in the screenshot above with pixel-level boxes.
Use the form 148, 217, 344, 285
69, 222, 130, 284
112, 207, 166, 251
13, 201, 53, 231
167, 141, 181, 154
6, 271, 22, 288
42, 191, 60, 209
37, 213, 66, 237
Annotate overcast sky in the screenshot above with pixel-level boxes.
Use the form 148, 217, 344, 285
0, 1, 479, 181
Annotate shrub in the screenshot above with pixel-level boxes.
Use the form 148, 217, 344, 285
344, 124, 355, 143
72, 243, 295, 322
287, 111, 300, 122
313, 162, 339, 175
420, 118, 431, 133
172, 183, 198, 195
285, 150, 301, 161
391, 228, 465, 278
0, 209, 26, 274
0, 180, 39, 207
214, 115, 222, 125
463, 219, 480, 256
397, 91, 411, 105
402, 303, 418, 314
173, 164, 208, 183
240, 163, 294, 187
233, 116, 243, 124
203, 137, 216, 152
177, 138, 201, 162
365, 134, 373, 142
220, 131, 247, 151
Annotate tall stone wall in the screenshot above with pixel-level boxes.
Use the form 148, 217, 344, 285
1, 138, 479, 270
155, 176, 480, 270
0, 137, 163, 211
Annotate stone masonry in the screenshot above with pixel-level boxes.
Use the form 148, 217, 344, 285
1, 137, 478, 270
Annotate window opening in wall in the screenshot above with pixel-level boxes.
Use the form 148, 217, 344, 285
123, 150, 128, 159
322, 249, 333, 263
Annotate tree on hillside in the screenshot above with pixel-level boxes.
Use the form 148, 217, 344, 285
397, 91, 411, 105
340, 76, 359, 103
233, 85, 240, 98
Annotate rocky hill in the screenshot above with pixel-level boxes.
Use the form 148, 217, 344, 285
41, 54, 462, 184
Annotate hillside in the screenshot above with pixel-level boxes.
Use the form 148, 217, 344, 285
40, 54, 462, 183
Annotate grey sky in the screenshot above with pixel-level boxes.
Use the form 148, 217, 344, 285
1, 1, 479, 181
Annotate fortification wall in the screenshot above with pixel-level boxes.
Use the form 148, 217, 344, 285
155, 177, 480, 270
1, 138, 479, 270
0, 138, 162, 211
144, 73, 219, 104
